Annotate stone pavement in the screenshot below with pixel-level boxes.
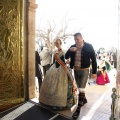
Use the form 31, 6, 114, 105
57, 68, 116, 120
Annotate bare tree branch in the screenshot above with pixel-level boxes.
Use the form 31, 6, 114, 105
35, 18, 81, 51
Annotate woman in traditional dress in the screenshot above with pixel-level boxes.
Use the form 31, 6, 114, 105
96, 58, 110, 85
39, 39, 77, 110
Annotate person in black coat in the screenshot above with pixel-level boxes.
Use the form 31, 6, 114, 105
35, 51, 42, 92
65, 33, 97, 119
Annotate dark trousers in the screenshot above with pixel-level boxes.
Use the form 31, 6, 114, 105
114, 62, 117, 68
74, 69, 89, 88
43, 64, 50, 76
38, 77, 42, 92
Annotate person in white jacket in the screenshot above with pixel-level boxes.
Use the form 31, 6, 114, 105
40, 45, 52, 76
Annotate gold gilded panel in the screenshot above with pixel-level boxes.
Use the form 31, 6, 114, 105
0, 0, 25, 111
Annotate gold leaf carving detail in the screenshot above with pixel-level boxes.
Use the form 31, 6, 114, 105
0, 0, 25, 111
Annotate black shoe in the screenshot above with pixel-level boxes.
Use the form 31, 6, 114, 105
78, 96, 87, 106
82, 98, 87, 106
72, 107, 81, 119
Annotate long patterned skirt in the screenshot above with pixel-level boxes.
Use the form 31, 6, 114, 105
39, 64, 74, 110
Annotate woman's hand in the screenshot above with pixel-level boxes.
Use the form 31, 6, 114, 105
70, 47, 78, 52
92, 74, 97, 79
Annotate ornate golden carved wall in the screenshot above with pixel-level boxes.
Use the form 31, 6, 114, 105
0, 0, 25, 111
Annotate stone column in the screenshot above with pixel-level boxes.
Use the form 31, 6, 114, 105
115, 0, 120, 119
28, 0, 38, 99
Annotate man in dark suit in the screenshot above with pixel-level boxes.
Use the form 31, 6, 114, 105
65, 33, 97, 119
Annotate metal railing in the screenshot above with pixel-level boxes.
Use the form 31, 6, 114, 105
110, 88, 120, 120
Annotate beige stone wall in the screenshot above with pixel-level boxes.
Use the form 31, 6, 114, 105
115, 0, 120, 118
28, 0, 38, 99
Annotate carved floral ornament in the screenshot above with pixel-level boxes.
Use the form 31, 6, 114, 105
0, 0, 25, 111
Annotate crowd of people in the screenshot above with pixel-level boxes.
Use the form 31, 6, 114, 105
35, 33, 117, 119
95, 50, 116, 85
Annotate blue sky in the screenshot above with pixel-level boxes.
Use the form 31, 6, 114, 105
36, 0, 118, 50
